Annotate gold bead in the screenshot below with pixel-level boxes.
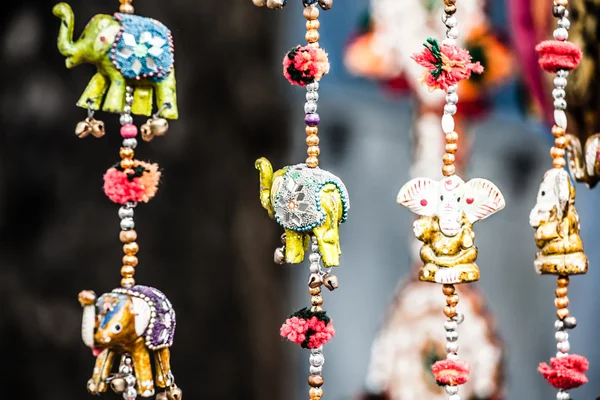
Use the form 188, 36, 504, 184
306, 30, 320, 43
120, 230, 137, 243
306, 156, 319, 168
310, 305, 323, 313
445, 4, 456, 14
555, 297, 569, 309
120, 147, 134, 159
123, 255, 138, 267
442, 165, 456, 176
552, 125, 566, 137
443, 153, 455, 165
551, 147, 565, 159
121, 265, 135, 277
307, 146, 321, 157
304, 6, 320, 20
444, 306, 457, 318
306, 135, 320, 146
445, 143, 458, 153
121, 277, 135, 288
442, 284, 455, 295
309, 387, 323, 399
121, 159, 135, 169
123, 242, 139, 256
311, 295, 323, 306
556, 287, 568, 297
557, 276, 570, 287
308, 287, 321, 296
119, 3, 135, 13
308, 375, 324, 387
446, 294, 459, 306
446, 132, 458, 143
557, 308, 570, 320
553, 158, 566, 168
555, 136, 567, 149
306, 126, 319, 136
306, 20, 320, 30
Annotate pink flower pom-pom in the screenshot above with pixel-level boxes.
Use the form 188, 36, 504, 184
103, 161, 161, 204
536, 40, 583, 73
283, 45, 330, 86
135, 161, 161, 203
538, 354, 589, 390
280, 308, 335, 348
431, 359, 470, 386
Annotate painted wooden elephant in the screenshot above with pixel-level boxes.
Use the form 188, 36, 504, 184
53, 3, 178, 119
79, 286, 178, 398
529, 168, 588, 275
255, 158, 349, 267
397, 175, 505, 284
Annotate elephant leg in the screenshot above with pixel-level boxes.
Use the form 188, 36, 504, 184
154, 348, 173, 388
285, 229, 306, 264
76, 73, 109, 111
102, 77, 126, 114
314, 186, 343, 267
131, 343, 155, 397
89, 348, 115, 394
132, 86, 154, 117
155, 70, 179, 119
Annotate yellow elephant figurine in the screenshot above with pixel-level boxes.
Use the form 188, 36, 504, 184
255, 158, 349, 267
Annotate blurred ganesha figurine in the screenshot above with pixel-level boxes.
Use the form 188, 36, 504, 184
397, 175, 505, 284
529, 168, 588, 275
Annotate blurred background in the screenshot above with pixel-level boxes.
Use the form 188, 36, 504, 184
1, 1, 599, 399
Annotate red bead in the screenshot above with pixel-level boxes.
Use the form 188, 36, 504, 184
120, 124, 138, 138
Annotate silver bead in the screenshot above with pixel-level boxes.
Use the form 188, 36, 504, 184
554, 99, 567, 110
309, 253, 320, 263
446, 84, 458, 94
557, 70, 569, 78
120, 114, 133, 125
449, 395, 461, 400
552, 89, 566, 99
555, 319, 565, 330
310, 365, 323, 375
445, 16, 458, 28
119, 207, 134, 219
554, 77, 567, 89
554, 5, 566, 16
309, 264, 320, 273
306, 91, 319, 102
304, 102, 318, 114
446, 93, 459, 105
309, 353, 324, 367
446, 342, 459, 353
558, 18, 571, 29
555, 331, 569, 342
445, 385, 459, 395
120, 218, 135, 230
120, 366, 132, 375
126, 86, 134, 94
557, 391, 570, 400
447, 27, 459, 39
311, 243, 319, 253
125, 375, 136, 386
446, 331, 459, 342
123, 138, 137, 148
311, 346, 323, 354
123, 105, 132, 114
557, 340, 570, 353
444, 320, 458, 331
444, 104, 457, 115
306, 82, 320, 92
554, 28, 569, 41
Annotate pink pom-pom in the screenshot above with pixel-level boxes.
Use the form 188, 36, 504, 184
103, 161, 161, 204
280, 309, 335, 349
536, 40, 583, 72
120, 124, 138, 138
283, 45, 330, 86
538, 354, 589, 390
431, 359, 470, 386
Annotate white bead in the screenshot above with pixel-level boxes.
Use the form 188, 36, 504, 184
554, 110, 568, 129
557, 341, 570, 353
309, 264, 320, 273
446, 92, 459, 104
558, 18, 571, 29
557, 70, 569, 78
446, 341, 459, 353
449, 395, 461, 400
447, 27, 459, 39
442, 114, 455, 133
554, 28, 569, 41
554, 99, 567, 110
445, 385, 459, 395
446, 331, 459, 342
552, 89, 566, 99
309, 353, 324, 366
444, 104, 457, 115
445, 16, 458, 28
442, 38, 456, 46
120, 218, 135, 230
554, 77, 567, 88
555, 331, 569, 342
447, 353, 459, 360
309, 253, 320, 263
306, 82, 319, 92
557, 391, 570, 400
446, 84, 458, 94
444, 320, 458, 331
310, 365, 323, 375
304, 102, 318, 114
306, 91, 319, 102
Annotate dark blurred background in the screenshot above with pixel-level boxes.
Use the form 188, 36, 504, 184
1, 1, 600, 400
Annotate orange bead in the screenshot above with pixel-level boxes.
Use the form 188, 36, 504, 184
122, 255, 138, 267
306, 30, 320, 43
553, 158, 566, 168
309, 387, 323, 399
306, 126, 318, 136
306, 135, 320, 146
308, 375, 324, 387
445, 143, 458, 153
304, 6, 320, 19
307, 146, 321, 157
446, 294, 459, 306
557, 276, 570, 287
551, 147, 565, 159
306, 156, 319, 168
444, 306, 457, 318
442, 165, 456, 176
121, 159, 134, 169
120, 147, 134, 160
555, 136, 567, 149
120, 230, 137, 243
442, 284, 455, 295
552, 125, 566, 137
308, 287, 321, 296
446, 132, 458, 143
555, 297, 569, 309
443, 153, 455, 165
306, 20, 320, 30
556, 287, 568, 297
121, 265, 135, 277
557, 308, 570, 320
121, 277, 135, 288
123, 242, 139, 255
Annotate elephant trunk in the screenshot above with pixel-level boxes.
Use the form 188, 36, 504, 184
52, 3, 76, 61
255, 157, 274, 218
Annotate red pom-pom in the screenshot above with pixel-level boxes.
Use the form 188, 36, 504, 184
431, 359, 470, 386
103, 161, 161, 204
536, 40, 583, 72
280, 309, 335, 348
283, 45, 330, 86
538, 354, 589, 390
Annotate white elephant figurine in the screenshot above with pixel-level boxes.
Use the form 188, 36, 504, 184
529, 168, 588, 275
397, 175, 505, 284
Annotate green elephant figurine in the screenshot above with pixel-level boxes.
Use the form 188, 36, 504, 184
53, 3, 178, 119
255, 158, 349, 267
78, 286, 180, 398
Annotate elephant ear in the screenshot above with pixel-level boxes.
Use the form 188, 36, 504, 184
397, 178, 439, 216
93, 23, 120, 55
463, 178, 506, 224
131, 297, 151, 337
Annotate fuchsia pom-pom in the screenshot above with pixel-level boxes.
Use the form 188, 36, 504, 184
431, 359, 470, 386
280, 308, 335, 349
103, 160, 161, 204
412, 38, 483, 91
538, 354, 589, 390
536, 40, 583, 73
283, 45, 330, 86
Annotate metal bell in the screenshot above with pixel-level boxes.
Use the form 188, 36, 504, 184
318, 0, 332, 10
274, 247, 285, 265
167, 385, 183, 400
308, 273, 323, 288
109, 377, 126, 393
75, 120, 93, 138
266, 0, 285, 8
141, 123, 153, 142
252, 0, 267, 5
322, 273, 338, 291
156, 392, 168, 400
563, 316, 577, 329
150, 118, 169, 137
90, 119, 105, 138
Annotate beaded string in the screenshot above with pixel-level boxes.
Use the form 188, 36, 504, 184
529, 1, 589, 398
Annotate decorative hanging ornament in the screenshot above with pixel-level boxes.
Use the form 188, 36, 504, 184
252, 1, 349, 399
53, 1, 181, 399
396, 1, 505, 399
528, 1, 589, 398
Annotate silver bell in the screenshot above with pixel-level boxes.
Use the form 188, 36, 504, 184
266, 0, 285, 8
110, 377, 127, 393
318, 0, 333, 10
150, 117, 169, 137
274, 247, 285, 265
75, 120, 93, 138
252, 0, 267, 6
156, 392, 168, 400
167, 385, 183, 400
323, 273, 338, 291
141, 123, 153, 142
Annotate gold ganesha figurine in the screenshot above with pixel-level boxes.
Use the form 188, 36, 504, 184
397, 175, 505, 284
529, 168, 588, 275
